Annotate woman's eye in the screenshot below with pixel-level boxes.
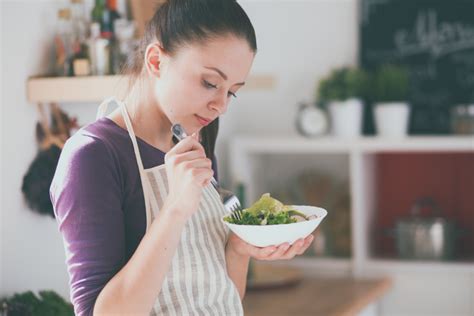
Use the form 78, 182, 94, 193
203, 80, 217, 89
203, 80, 237, 98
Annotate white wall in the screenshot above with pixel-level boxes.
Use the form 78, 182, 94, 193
1, 0, 73, 300
1, 0, 360, 301
217, 0, 359, 186
0, 0, 4, 297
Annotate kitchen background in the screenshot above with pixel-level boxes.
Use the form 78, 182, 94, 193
1, 0, 473, 315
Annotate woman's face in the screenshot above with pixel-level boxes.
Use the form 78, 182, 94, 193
152, 35, 255, 135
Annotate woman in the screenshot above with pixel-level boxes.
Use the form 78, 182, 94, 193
51, 0, 314, 315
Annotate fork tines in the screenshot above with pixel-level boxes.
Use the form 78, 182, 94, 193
230, 209, 244, 221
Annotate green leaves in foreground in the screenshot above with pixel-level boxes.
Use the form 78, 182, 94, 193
0, 290, 74, 316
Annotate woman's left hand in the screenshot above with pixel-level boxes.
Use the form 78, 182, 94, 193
226, 232, 315, 261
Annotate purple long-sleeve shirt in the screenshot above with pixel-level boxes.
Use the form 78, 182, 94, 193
50, 117, 218, 316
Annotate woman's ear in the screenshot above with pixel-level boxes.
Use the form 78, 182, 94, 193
144, 42, 166, 77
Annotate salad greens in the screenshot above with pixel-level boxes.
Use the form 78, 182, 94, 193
223, 193, 309, 225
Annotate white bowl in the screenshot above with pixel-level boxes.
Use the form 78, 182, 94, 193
222, 205, 327, 248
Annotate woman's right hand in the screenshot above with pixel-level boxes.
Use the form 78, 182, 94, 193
163, 133, 214, 220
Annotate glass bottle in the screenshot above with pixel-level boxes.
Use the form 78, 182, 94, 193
70, 0, 90, 76
112, 18, 135, 74
70, 0, 87, 43
105, 0, 122, 74
91, 0, 106, 25
54, 8, 74, 76
107, 0, 121, 34
88, 22, 110, 75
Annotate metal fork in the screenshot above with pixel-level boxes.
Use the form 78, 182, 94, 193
171, 124, 243, 220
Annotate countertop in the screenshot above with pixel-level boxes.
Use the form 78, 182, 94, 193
242, 264, 393, 316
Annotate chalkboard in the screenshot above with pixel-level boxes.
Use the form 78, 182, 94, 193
360, 0, 474, 134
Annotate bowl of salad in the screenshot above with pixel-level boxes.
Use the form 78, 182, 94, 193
223, 193, 327, 247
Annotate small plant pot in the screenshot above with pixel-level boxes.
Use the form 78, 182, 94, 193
374, 102, 410, 137
328, 98, 363, 138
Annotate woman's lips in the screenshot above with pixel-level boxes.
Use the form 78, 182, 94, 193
195, 115, 211, 126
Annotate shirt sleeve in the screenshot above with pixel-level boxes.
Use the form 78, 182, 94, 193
50, 135, 125, 316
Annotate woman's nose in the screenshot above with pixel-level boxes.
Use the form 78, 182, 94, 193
210, 94, 228, 115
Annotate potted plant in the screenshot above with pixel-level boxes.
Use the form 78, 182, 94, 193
317, 67, 369, 138
0, 290, 74, 316
371, 64, 410, 137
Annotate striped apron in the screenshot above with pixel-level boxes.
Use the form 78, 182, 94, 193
96, 98, 243, 315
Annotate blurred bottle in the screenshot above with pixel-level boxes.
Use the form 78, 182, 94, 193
70, 0, 87, 43
91, 0, 106, 26
54, 8, 74, 76
70, 0, 90, 76
72, 47, 91, 76
107, 0, 121, 34
100, 6, 114, 40
106, 0, 122, 74
88, 22, 110, 75
91, 0, 112, 75
112, 19, 135, 74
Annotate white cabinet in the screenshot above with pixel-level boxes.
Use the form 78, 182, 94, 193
229, 135, 474, 315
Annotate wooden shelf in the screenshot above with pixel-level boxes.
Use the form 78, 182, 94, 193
364, 259, 474, 274
231, 136, 474, 154
26, 74, 276, 103
276, 257, 474, 275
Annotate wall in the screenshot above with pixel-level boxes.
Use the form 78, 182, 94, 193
0, 0, 4, 297
217, 0, 359, 185
1, 0, 73, 299
1, 0, 359, 301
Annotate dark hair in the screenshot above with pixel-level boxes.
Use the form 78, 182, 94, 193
124, 0, 257, 159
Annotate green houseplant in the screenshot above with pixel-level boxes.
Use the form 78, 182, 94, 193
317, 67, 369, 138
0, 290, 74, 316
371, 64, 411, 137
318, 67, 369, 102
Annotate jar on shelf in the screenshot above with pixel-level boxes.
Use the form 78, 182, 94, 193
450, 104, 474, 135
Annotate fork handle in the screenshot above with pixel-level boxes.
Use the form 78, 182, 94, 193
171, 124, 188, 139
172, 124, 219, 188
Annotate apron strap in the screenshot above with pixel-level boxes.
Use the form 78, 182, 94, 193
96, 97, 153, 230
96, 97, 116, 120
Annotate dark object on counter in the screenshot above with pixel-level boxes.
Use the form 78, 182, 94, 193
394, 197, 462, 261
21, 104, 78, 218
